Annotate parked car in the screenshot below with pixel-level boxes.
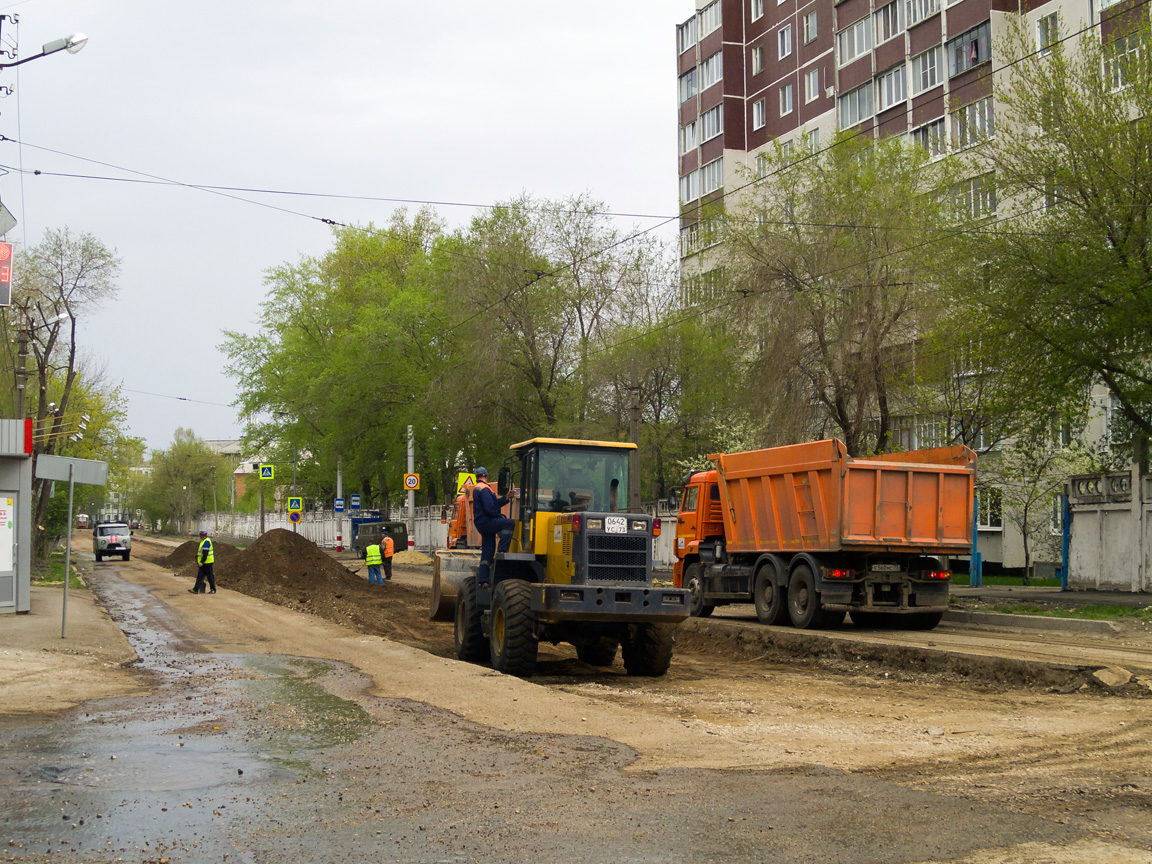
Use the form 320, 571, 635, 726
92, 521, 132, 562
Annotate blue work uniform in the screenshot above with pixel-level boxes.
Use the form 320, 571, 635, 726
472, 481, 513, 585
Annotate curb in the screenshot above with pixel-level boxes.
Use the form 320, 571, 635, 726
943, 609, 1122, 634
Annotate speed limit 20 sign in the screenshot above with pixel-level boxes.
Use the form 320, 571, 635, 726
403, 473, 420, 491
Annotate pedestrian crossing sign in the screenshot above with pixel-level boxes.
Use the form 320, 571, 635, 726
288, 497, 302, 512
260, 464, 274, 480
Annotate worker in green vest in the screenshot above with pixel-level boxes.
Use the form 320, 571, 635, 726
365, 539, 383, 585
189, 530, 216, 594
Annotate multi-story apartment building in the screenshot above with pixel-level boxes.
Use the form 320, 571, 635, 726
675, 0, 1136, 575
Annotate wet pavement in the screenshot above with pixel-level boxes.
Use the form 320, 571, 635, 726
0, 567, 1093, 864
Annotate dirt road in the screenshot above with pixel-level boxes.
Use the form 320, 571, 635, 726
0, 535, 1149, 862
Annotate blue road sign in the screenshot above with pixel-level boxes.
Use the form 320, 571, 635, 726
289, 511, 301, 523
334, 498, 345, 513
350, 494, 361, 510
260, 464, 274, 480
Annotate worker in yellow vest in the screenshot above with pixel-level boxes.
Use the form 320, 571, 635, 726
381, 529, 395, 581
365, 540, 383, 586
189, 530, 216, 594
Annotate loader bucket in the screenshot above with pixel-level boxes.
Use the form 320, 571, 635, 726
431, 550, 482, 621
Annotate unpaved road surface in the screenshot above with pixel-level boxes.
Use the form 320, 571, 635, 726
0, 534, 1149, 862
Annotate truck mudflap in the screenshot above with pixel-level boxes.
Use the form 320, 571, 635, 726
531, 583, 690, 624
820, 579, 950, 614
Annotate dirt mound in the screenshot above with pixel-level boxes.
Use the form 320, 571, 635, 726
159, 539, 240, 571
392, 549, 432, 565
165, 529, 451, 653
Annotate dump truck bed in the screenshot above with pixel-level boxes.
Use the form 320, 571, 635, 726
710, 439, 976, 555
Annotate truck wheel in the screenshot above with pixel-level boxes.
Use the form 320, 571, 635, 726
903, 611, 944, 630
851, 610, 891, 628
94, 552, 102, 562
454, 576, 488, 662
683, 564, 714, 618
490, 579, 538, 678
575, 638, 618, 667
622, 623, 675, 677
123, 552, 130, 561
753, 566, 787, 625
787, 564, 826, 629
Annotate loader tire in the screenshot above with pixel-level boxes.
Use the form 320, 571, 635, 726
622, 623, 675, 677
575, 638, 618, 667
490, 579, 538, 678
454, 576, 488, 662
683, 563, 714, 618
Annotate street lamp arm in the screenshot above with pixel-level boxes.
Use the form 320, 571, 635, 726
0, 33, 87, 69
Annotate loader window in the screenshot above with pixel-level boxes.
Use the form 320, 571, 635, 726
534, 447, 630, 513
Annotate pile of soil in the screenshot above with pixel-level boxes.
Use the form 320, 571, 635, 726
158, 529, 453, 656
392, 549, 432, 565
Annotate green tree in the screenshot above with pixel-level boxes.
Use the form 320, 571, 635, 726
965, 16, 1152, 449
139, 429, 229, 534
723, 134, 962, 455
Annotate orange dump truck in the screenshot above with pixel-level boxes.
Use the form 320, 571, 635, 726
673, 439, 976, 630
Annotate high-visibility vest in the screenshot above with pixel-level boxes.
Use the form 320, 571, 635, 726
365, 543, 382, 565
383, 536, 395, 558
199, 537, 214, 565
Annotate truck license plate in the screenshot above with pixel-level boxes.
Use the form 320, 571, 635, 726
871, 564, 900, 572
605, 516, 627, 534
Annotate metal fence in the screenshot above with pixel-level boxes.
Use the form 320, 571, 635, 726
197, 502, 681, 568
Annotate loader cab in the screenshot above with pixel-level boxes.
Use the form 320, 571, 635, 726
506, 437, 636, 556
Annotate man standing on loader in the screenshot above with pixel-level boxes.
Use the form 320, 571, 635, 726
471, 466, 514, 585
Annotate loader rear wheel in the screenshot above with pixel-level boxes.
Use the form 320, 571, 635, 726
683, 563, 714, 618
490, 579, 538, 678
622, 623, 675, 677
454, 576, 488, 662
753, 566, 787, 625
787, 564, 827, 629
575, 638, 619, 667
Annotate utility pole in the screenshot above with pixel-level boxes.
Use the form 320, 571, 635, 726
14, 327, 27, 418
407, 425, 415, 549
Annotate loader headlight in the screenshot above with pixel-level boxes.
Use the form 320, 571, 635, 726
587, 518, 603, 530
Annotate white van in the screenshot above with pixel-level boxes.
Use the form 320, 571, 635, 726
92, 522, 132, 562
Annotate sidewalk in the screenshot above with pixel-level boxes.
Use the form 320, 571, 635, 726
0, 584, 142, 715
951, 585, 1152, 609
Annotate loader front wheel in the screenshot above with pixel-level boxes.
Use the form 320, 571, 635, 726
454, 576, 488, 662
490, 579, 538, 678
622, 623, 676, 677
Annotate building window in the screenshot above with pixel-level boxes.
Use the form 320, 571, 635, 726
911, 46, 941, 93
907, 0, 940, 26
779, 24, 793, 59
752, 44, 765, 75
805, 67, 820, 103
700, 51, 723, 90
976, 486, 1003, 529
911, 117, 946, 157
680, 222, 701, 256
837, 17, 872, 66
954, 173, 996, 220
680, 170, 700, 204
683, 267, 727, 304
679, 68, 698, 103
803, 11, 818, 44
700, 1, 722, 37
678, 16, 698, 54
701, 157, 724, 195
1037, 12, 1059, 54
753, 98, 767, 130
875, 0, 905, 44
951, 97, 993, 148
839, 81, 873, 127
808, 127, 821, 152
680, 120, 698, 155
752, 0, 765, 21
700, 104, 724, 142
1105, 33, 1142, 91
878, 64, 906, 111
780, 82, 794, 115
947, 22, 990, 78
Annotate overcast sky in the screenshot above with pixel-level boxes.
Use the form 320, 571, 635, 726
0, 0, 683, 455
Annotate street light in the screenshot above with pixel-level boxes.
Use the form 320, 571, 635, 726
0, 32, 87, 68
